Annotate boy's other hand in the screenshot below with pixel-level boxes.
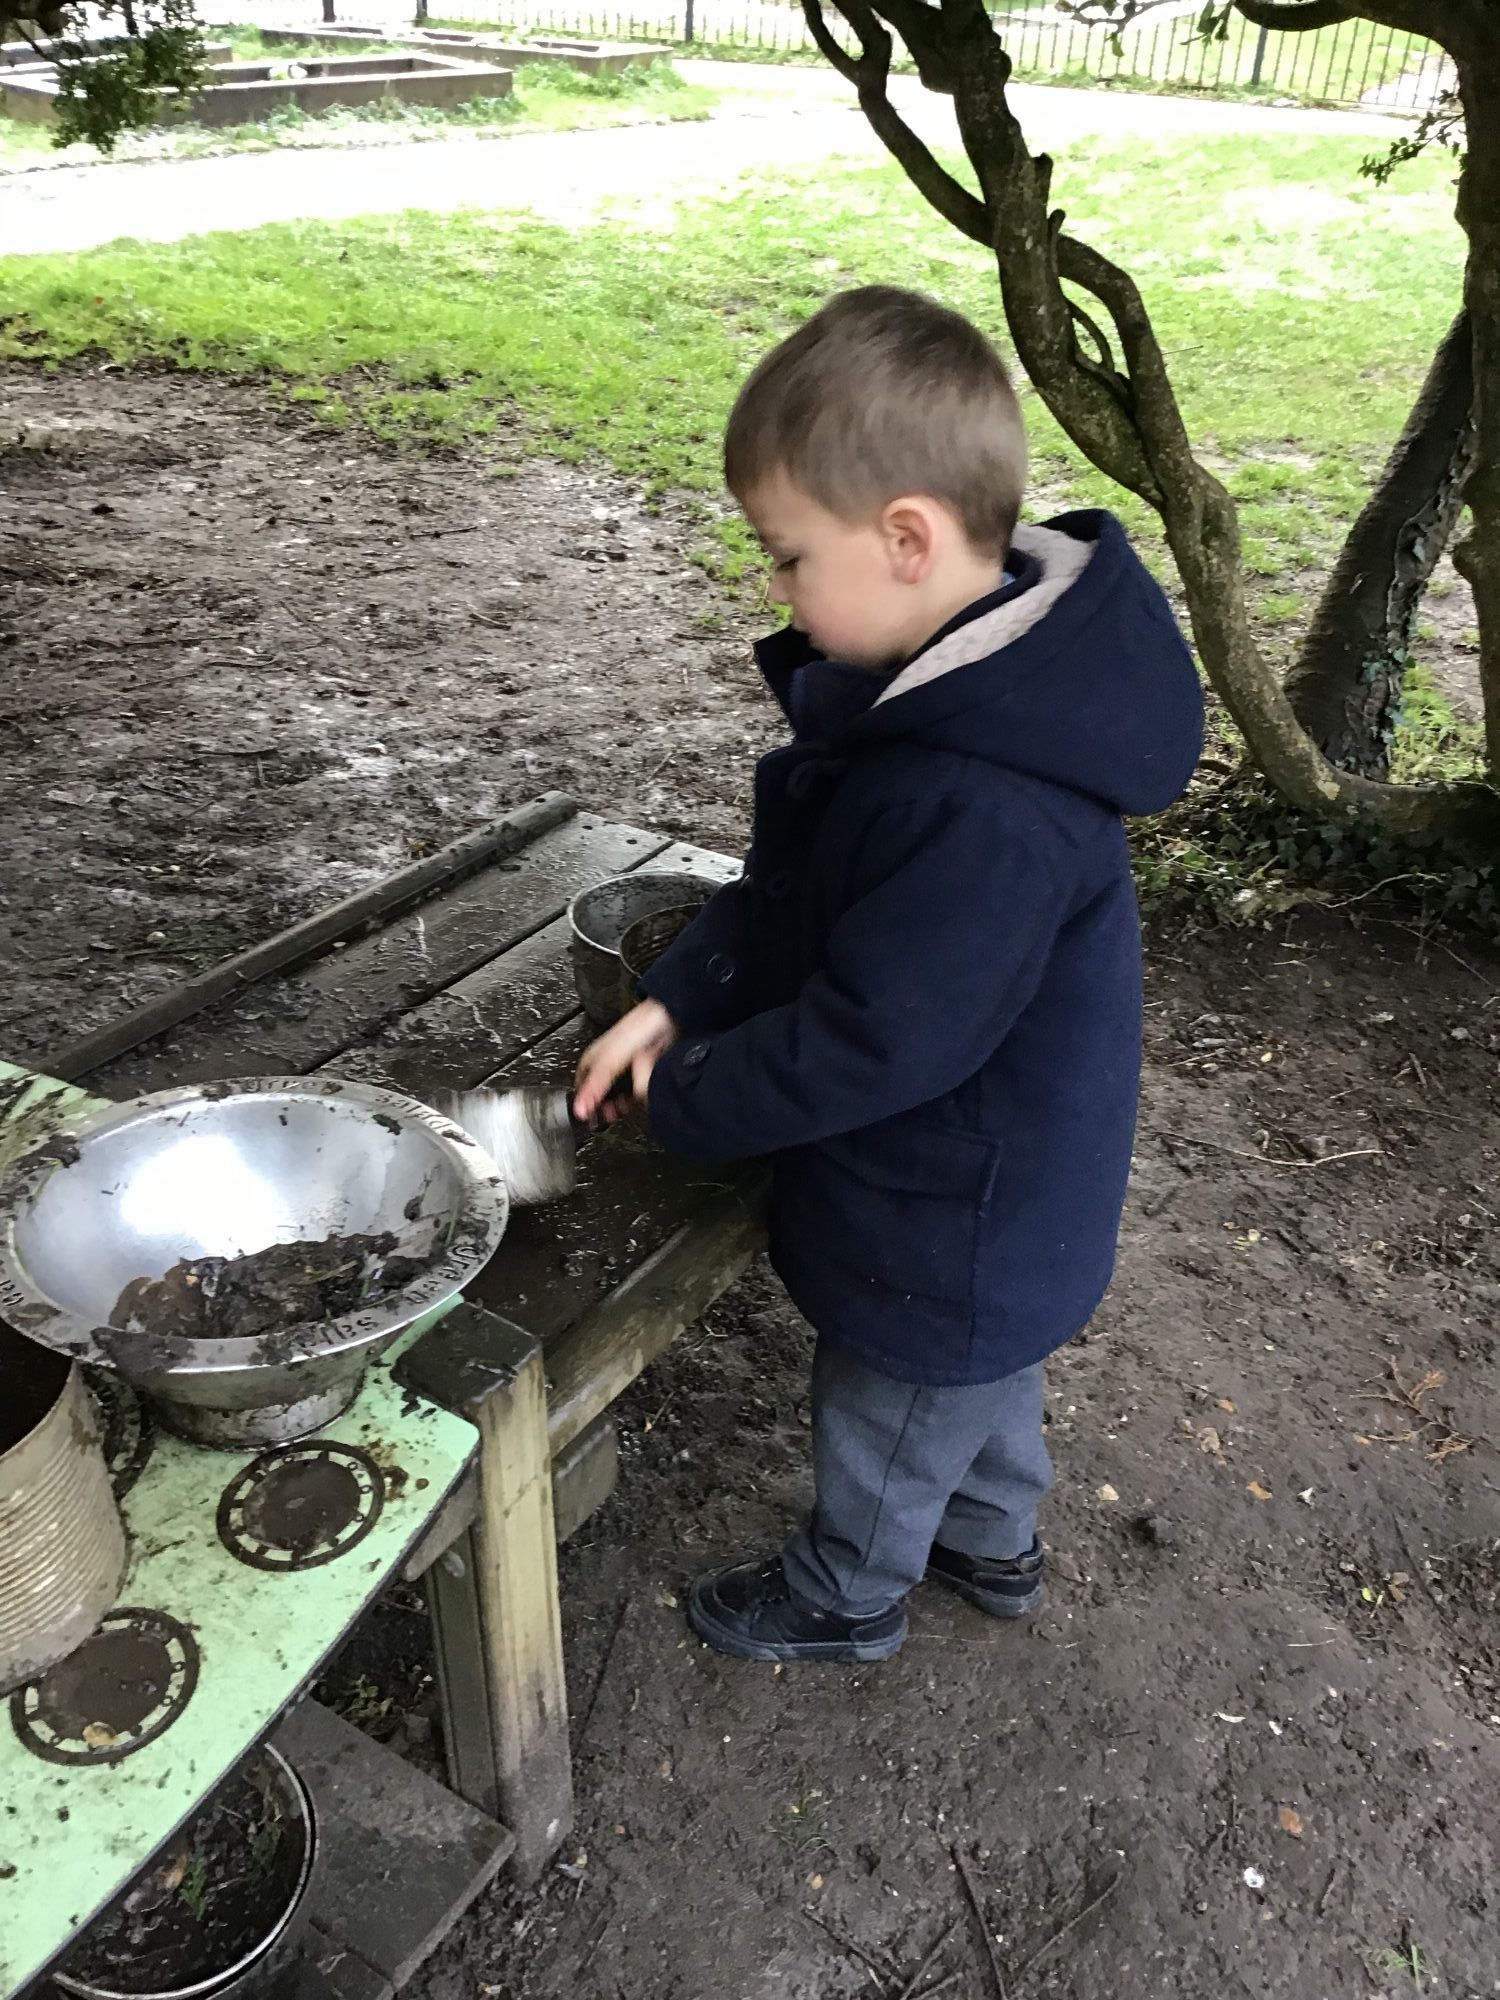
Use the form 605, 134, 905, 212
574, 1000, 679, 1124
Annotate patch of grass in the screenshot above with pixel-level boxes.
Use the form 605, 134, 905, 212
0, 124, 1484, 919
0, 129, 1462, 576
1388, 666, 1485, 789
766, 1782, 833, 1863
0, 49, 712, 169
1364, 1937, 1435, 1989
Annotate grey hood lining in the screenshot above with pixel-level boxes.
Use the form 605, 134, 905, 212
873, 524, 1099, 708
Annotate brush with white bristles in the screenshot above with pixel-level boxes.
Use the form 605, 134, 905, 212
433, 1085, 581, 1207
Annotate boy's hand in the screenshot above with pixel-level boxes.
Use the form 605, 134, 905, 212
574, 999, 679, 1125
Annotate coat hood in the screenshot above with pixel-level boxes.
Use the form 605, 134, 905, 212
754, 510, 1204, 818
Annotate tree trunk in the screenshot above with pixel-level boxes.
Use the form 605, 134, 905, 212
1284, 311, 1474, 776
812, 0, 1499, 840
1452, 44, 1500, 774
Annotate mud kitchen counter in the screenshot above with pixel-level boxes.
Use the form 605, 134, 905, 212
0, 794, 766, 2000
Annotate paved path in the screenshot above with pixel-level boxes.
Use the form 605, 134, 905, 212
0, 61, 1407, 258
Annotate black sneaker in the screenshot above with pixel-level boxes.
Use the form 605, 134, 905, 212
687, 1557, 907, 1664
926, 1538, 1045, 1618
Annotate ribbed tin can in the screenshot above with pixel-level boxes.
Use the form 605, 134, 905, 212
1, 1342, 128, 1697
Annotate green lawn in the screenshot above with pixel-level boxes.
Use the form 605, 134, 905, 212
0, 48, 713, 170
0, 125, 1477, 787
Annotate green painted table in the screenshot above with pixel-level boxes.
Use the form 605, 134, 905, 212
0, 1062, 503, 2000
0, 796, 765, 2000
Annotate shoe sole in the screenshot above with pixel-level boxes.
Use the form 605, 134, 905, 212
925, 1570, 1043, 1620
687, 1586, 907, 1664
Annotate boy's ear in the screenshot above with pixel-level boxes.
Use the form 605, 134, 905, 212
880, 496, 941, 584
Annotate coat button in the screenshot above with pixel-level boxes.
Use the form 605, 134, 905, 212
706, 954, 734, 984
766, 872, 793, 900
681, 1042, 710, 1069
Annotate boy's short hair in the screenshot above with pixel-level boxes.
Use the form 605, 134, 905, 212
724, 285, 1027, 556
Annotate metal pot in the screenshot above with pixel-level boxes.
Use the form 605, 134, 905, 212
567, 869, 719, 1027
0, 1325, 128, 1697
0, 1077, 510, 1449
54, 1742, 317, 2000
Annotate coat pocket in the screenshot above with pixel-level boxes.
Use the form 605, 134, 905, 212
775, 1117, 999, 1309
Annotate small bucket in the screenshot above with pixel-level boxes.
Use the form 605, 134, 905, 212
618, 904, 703, 1014
0, 1323, 129, 1698
54, 1743, 318, 2000
567, 870, 716, 1027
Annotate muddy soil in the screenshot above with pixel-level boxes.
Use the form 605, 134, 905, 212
110, 1231, 421, 1341
5, 363, 1500, 2000
0, 363, 772, 1065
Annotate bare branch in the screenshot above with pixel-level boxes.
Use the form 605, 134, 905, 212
803, 0, 992, 246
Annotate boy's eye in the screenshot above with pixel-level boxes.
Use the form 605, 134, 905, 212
774, 556, 799, 574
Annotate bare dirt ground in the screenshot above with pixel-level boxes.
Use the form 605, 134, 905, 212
5, 365, 1500, 2000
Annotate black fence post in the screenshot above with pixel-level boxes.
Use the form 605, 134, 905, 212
1248, 22, 1270, 87
683, 0, 694, 42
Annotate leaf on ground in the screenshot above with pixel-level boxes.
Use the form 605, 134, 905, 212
1097, 1483, 1120, 1503
1247, 1481, 1273, 1501
1278, 1806, 1303, 1837
1218, 1397, 1237, 1413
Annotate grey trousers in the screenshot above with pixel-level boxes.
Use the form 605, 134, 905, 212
781, 1341, 1053, 1619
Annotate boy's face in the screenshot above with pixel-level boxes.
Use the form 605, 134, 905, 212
742, 473, 927, 672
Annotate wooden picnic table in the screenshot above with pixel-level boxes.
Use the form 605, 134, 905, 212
0, 794, 765, 1999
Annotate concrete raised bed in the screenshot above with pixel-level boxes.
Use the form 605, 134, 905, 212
0, 50, 513, 126
263, 24, 669, 75
0, 35, 231, 66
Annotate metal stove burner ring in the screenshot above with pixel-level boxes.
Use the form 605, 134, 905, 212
10, 1608, 200, 1765
216, 1442, 386, 1573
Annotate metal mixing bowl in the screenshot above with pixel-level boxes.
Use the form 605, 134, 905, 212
0, 1077, 509, 1448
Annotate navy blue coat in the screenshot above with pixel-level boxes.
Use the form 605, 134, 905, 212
642, 512, 1204, 1385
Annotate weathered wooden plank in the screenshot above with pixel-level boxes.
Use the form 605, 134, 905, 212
275, 1698, 512, 1986
295, 1924, 394, 2000
545, 1182, 766, 1459
51, 794, 579, 1087
446, 1010, 749, 1349
550, 1413, 619, 1544
322, 840, 737, 1100
393, 1306, 573, 1883
421, 1524, 501, 1824
319, 916, 582, 1100
84, 813, 661, 1097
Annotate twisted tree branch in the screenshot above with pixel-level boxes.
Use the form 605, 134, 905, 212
801, 0, 991, 245
816, 0, 1500, 837
1233, 1, 1353, 27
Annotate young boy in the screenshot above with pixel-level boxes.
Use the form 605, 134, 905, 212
575, 285, 1203, 1664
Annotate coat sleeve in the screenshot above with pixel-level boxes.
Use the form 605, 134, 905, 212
635, 861, 757, 1034
647, 796, 1072, 1163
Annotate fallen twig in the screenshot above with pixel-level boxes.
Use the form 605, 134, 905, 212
952, 1845, 1008, 2000
1315, 1864, 1339, 1919
1361, 1360, 1474, 1464
910, 1973, 962, 2000
575, 1596, 630, 1743
895, 1918, 960, 2000
1155, 1130, 1384, 1171
801, 1907, 892, 1993
1013, 1874, 1122, 1980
